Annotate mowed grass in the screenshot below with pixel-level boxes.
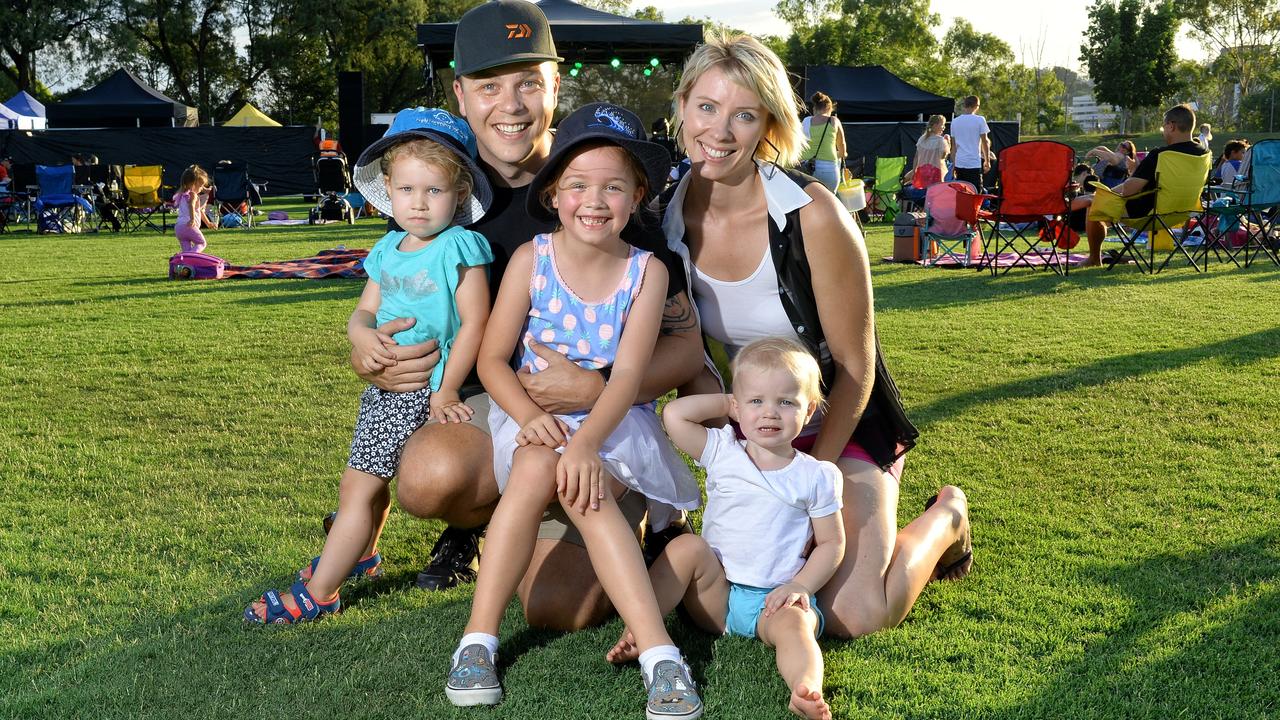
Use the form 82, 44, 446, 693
2, 200, 1279, 719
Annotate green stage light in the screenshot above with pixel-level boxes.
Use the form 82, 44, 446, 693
643, 68, 653, 77
610, 57, 621, 69
449, 60, 456, 69
574, 62, 583, 69
649, 58, 660, 67
569, 68, 579, 77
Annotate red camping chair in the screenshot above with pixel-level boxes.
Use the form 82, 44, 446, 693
984, 141, 1075, 276
923, 181, 984, 267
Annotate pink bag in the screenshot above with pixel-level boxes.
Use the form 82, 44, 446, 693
169, 251, 226, 280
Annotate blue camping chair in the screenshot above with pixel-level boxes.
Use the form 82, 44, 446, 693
32, 165, 94, 234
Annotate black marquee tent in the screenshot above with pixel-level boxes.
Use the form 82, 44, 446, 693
804, 65, 954, 123
418, 0, 703, 76
47, 69, 198, 129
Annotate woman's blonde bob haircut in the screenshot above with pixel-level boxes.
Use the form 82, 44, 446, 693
672, 32, 807, 168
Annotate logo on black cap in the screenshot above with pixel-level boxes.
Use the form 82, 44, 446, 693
506, 23, 532, 39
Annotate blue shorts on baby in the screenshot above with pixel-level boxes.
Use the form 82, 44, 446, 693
347, 385, 431, 479
725, 582, 825, 639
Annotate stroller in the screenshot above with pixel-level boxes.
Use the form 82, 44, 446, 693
309, 148, 356, 225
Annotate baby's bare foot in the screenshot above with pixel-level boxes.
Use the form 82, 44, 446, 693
605, 628, 639, 664
788, 683, 832, 720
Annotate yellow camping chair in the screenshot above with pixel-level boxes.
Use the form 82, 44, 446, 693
122, 165, 169, 233
1088, 151, 1211, 273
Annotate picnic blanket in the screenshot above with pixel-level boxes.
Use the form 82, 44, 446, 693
882, 250, 1090, 268
222, 248, 368, 279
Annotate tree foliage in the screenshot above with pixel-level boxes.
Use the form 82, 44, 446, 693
775, 0, 941, 88
1080, 0, 1182, 130
0, 0, 105, 94
1181, 0, 1280, 122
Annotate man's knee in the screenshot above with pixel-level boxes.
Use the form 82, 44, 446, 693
395, 425, 490, 518
519, 540, 613, 631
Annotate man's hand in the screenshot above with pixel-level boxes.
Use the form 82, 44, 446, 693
517, 342, 605, 414
351, 317, 440, 392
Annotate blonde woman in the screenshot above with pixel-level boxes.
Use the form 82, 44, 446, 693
655, 32, 973, 644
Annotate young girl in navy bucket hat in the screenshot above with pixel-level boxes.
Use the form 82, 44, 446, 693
244, 107, 494, 624
445, 102, 705, 720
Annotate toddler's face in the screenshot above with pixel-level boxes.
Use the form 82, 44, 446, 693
730, 366, 816, 453
385, 156, 461, 241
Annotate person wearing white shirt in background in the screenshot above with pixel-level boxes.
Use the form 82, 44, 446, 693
949, 95, 991, 193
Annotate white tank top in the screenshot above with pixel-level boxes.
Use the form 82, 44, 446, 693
691, 246, 795, 358
691, 247, 826, 434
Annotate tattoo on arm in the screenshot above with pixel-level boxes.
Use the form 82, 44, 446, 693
660, 295, 697, 336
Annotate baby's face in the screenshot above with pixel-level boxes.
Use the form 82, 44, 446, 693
730, 366, 816, 452
385, 156, 460, 241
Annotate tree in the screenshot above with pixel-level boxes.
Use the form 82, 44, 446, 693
0, 0, 105, 93
775, 0, 942, 89
1080, 0, 1182, 131
1181, 0, 1280, 124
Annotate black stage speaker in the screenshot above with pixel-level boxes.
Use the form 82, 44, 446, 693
337, 71, 367, 160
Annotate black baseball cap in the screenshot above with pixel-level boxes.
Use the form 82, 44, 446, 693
454, 0, 563, 77
526, 103, 673, 221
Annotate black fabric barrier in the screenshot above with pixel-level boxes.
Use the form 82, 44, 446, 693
841, 121, 1020, 181
0, 126, 318, 196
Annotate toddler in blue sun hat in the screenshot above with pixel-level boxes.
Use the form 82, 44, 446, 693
244, 108, 494, 624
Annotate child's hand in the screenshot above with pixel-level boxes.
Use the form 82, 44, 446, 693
351, 326, 398, 374
430, 389, 472, 424
763, 581, 811, 616
516, 413, 569, 448
557, 441, 604, 513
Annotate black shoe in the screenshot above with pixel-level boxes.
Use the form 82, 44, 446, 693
415, 526, 482, 591
323, 511, 337, 535
642, 519, 691, 568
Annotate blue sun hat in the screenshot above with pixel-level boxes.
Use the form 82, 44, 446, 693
525, 102, 673, 221
353, 107, 493, 226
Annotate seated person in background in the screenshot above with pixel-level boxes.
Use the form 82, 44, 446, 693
1084, 140, 1136, 188
1211, 139, 1249, 184
1078, 104, 1209, 266
0, 156, 11, 186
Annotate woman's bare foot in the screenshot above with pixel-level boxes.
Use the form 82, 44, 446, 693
931, 485, 973, 582
789, 683, 832, 720
605, 628, 640, 664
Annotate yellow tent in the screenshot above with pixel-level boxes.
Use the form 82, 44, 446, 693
224, 103, 281, 127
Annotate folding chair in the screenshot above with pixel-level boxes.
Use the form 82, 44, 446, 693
212, 160, 255, 228
984, 141, 1075, 276
7, 162, 38, 230
122, 165, 169, 233
866, 156, 906, 222
1217, 139, 1280, 267
1088, 151, 1212, 273
922, 181, 983, 267
32, 165, 93, 234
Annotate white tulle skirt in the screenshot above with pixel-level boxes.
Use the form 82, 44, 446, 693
489, 404, 702, 512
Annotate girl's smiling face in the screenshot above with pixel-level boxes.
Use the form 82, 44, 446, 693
550, 145, 643, 247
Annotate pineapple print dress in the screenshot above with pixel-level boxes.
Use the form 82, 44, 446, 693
488, 233, 701, 511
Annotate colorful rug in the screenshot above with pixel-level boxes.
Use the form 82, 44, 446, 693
882, 250, 1089, 269
222, 247, 368, 279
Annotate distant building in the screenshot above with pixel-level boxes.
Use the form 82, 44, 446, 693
1068, 94, 1118, 131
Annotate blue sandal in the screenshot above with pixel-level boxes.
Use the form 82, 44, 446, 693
243, 580, 340, 625
297, 552, 384, 584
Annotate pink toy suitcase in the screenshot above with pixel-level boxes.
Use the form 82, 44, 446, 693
169, 251, 226, 280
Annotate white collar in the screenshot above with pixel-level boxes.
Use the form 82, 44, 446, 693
662, 161, 813, 248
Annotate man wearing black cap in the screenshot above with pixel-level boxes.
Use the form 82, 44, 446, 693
352, 0, 702, 631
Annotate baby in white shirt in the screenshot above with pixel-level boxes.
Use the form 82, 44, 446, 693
607, 337, 846, 720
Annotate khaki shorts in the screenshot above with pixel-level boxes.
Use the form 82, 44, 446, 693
460, 387, 648, 548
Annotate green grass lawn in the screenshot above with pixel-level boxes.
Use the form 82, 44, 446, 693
2, 202, 1279, 719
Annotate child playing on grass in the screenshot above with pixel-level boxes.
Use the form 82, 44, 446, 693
244, 108, 495, 624
174, 165, 210, 253
607, 337, 847, 720
444, 103, 703, 719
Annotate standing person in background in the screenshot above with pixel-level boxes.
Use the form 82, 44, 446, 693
1196, 123, 1213, 149
904, 114, 950, 194
798, 92, 846, 192
949, 95, 990, 193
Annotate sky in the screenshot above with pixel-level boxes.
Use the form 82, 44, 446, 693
640, 0, 1208, 73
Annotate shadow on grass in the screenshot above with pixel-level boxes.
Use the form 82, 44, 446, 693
908, 325, 1280, 429
0, 275, 364, 311
988, 531, 1280, 719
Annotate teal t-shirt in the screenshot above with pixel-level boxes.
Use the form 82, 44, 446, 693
362, 226, 493, 392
